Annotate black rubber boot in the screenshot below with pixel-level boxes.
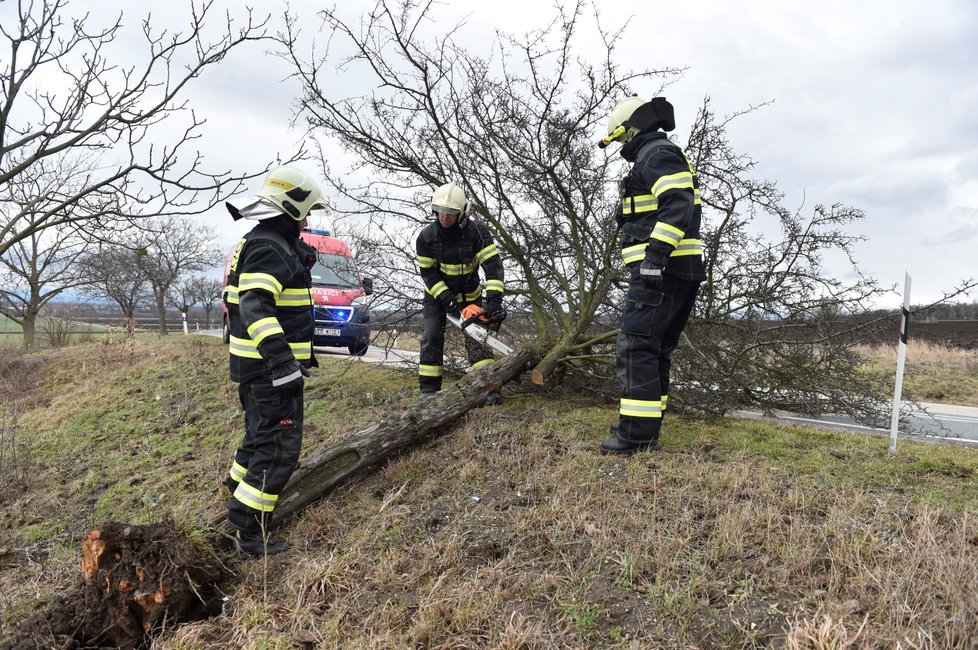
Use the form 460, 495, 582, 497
233, 530, 289, 556
485, 391, 503, 406
599, 422, 658, 455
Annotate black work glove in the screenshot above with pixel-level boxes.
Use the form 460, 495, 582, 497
487, 308, 507, 325
270, 359, 309, 390
439, 293, 461, 318
484, 294, 502, 314
638, 258, 665, 291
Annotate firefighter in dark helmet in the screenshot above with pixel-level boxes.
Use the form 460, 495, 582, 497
221, 165, 324, 555
598, 97, 706, 455
415, 182, 506, 403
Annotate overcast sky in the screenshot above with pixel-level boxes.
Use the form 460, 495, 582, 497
8, 0, 977, 307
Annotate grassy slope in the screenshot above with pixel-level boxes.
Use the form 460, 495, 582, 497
0, 336, 976, 648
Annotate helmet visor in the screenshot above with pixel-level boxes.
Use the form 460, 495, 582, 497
431, 204, 461, 216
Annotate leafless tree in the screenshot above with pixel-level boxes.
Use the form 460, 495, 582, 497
0, 224, 92, 346
80, 244, 150, 333
0, 0, 284, 257
170, 275, 224, 329
133, 217, 222, 335
276, 0, 973, 424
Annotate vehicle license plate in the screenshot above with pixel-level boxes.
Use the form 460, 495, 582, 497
315, 327, 341, 337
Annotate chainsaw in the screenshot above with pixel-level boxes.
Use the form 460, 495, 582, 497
446, 307, 513, 356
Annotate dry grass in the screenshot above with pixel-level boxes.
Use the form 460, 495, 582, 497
857, 341, 978, 406
2, 336, 978, 648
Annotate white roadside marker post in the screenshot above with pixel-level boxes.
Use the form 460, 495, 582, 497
889, 273, 912, 454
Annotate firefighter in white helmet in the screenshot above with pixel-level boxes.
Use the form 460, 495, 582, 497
415, 182, 506, 404
221, 165, 324, 555
599, 97, 706, 455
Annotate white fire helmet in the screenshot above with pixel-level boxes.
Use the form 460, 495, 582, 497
431, 182, 469, 225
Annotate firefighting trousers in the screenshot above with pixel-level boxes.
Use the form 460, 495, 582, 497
615, 272, 700, 443
225, 379, 304, 535
419, 296, 493, 393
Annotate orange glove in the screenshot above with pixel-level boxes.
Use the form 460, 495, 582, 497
460, 304, 490, 323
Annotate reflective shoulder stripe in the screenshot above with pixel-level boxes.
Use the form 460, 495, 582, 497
238, 272, 283, 297
651, 171, 694, 198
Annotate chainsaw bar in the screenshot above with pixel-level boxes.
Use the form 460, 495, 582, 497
446, 314, 514, 356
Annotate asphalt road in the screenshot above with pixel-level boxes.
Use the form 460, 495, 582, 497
735, 402, 978, 448
196, 330, 978, 446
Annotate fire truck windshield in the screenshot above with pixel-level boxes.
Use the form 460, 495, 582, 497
310, 253, 360, 289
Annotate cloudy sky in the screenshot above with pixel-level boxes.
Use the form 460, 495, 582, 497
8, 0, 976, 307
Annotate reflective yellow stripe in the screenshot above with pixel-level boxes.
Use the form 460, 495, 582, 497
277, 288, 312, 307
471, 359, 494, 370
463, 287, 482, 301
651, 171, 694, 197
229, 335, 263, 359
670, 239, 702, 257
417, 255, 438, 269
225, 285, 240, 305
440, 261, 479, 276
475, 243, 498, 264
650, 222, 684, 248
662, 395, 669, 411
238, 272, 283, 297
485, 279, 504, 293
419, 364, 443, 377
230, 336, 312, 360
622, 194, 657, 215
228, 461, 247, 483
247, 317, 285, 345
290, 341, 313, 360
619, 398, 663, 418
621, 243, 647, 265
427, 281, 449, 298
693, 188, 702, 205
233, 481, 279, 512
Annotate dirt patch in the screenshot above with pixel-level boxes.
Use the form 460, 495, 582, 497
1, 520, 230, 650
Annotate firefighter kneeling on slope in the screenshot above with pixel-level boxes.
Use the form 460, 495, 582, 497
221, 165, 324, 556
599, 96, 706, 455
415, 182, 506, 404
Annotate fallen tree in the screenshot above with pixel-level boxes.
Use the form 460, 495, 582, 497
1, 345, 543, 649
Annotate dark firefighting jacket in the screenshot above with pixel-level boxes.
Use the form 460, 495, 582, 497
618, 131, 707, 282
415, 219, 504, 304
224, 220, 318, 383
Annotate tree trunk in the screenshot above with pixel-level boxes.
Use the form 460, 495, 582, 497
155, 293, 168, 336
4, 345, 544, 649
209, 344, 542, 530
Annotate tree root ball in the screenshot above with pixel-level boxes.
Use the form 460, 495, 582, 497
1, 520, 231, 650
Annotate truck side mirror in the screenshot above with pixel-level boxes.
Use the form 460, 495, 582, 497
362, 276, 373, 296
